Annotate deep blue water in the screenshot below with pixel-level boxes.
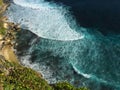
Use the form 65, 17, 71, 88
46, 0, 120, 35
5, 0, 120, 90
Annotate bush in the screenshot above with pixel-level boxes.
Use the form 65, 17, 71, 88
0, 59, 89, 90
53, 82, 89, 90
0, 61, 53, 90
0, 0, 3, 5
0, 22, 6, 35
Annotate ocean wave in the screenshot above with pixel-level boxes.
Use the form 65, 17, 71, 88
5, 0, 120, 90
6, 0, 84, 41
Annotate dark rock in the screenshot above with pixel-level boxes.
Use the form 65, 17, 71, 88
15, 29, 39, 56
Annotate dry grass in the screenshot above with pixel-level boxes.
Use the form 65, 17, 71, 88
0, 45, 19, 63
0, 0, 3, 6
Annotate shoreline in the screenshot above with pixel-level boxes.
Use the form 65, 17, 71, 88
0, 0, 19, 64
0, 1, 89, 90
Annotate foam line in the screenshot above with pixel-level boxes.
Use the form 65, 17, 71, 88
7, 0, 85, 41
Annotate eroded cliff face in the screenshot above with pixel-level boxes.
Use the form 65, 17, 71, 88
0, 21, 21, 62
0, 1, 51, 89
2, 0, 12, 4
0, 1, 89, 90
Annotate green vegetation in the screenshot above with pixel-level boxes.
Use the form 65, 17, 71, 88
53, 82, 89, 90
0, 59, 52, 90
0, 58, 89, 90
0, 22, 6, 35
0, 0, 3, 5
0, 0, 6, 35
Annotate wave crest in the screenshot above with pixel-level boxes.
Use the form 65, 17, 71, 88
8, 0, 84, 41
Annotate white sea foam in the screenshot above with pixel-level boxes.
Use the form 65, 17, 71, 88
72, 64, 92, 79
20, 55, 58, 84
6, 0, 84, 41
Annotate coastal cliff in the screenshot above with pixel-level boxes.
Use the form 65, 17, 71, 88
0, 0, 89, 90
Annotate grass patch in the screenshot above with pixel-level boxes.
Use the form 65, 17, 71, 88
0, 61, 52, 90
53, 82, 89, 90
0, 22, 6, 35
0, 0, 3, 6
0, 59, 89, 90
0, 0, 6, 35
0, 0, 4, 7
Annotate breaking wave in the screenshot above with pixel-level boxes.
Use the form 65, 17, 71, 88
6, 0, 84, 41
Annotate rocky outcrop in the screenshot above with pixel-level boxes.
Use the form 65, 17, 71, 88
2, 0, 12, 4
15, 29, 39, 56
0, 22, 20, 49
0, 0, 20, 63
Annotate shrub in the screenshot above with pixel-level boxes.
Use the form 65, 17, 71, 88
0, 61, 53, 90
53, 82, 89, 90
0, 22, 6, 35
0, 59, 89, 90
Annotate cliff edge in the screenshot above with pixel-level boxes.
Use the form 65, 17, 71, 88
0, 0, 89, 90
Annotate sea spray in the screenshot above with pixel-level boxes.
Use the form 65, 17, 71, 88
6, 0, 84, 41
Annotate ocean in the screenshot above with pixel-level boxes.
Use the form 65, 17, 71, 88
5, 0, 120, 90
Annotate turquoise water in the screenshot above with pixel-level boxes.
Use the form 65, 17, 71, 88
5, 0, 120, 90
